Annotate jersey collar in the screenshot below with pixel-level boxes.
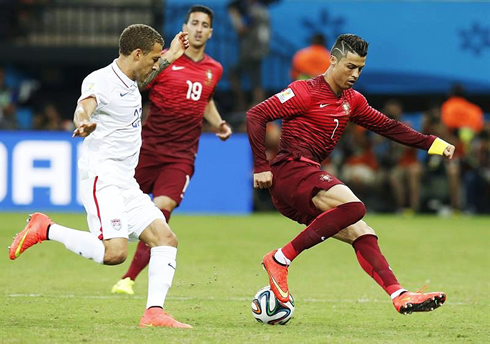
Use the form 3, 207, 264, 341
111, 59, 137, 89
320, 75, 344, 99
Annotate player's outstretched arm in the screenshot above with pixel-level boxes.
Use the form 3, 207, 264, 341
204, 99, 232, 141
138, 32, 189, 90
428, 137, 455, 159
73, 97, 97, 138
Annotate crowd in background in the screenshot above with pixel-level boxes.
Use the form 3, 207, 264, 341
0, 0, 488, 215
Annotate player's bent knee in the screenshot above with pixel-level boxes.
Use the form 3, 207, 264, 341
157, 229, 178, 247
153, 196, 178, 213
342, 201, 366, 223
142, 225, 178, 248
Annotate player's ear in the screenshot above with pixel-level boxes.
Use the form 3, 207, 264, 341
133, 48, 142, 61
330, 55, 337, 66
208, 28, 213, 39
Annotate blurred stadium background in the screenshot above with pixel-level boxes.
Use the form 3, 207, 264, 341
0, 0, 489, 215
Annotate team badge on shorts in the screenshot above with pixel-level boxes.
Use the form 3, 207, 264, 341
320, 174, 333, 182
111, 218, 122, 231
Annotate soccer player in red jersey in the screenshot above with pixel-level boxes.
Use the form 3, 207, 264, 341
112, 5, 232, 295
247, 34, 455, 314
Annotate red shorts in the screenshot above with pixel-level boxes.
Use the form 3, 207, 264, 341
135, 153, 194, 206
269, 157, 343, 225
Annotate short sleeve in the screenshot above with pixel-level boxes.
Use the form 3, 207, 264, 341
209, 62, 224, 99
78, 73, 111, 108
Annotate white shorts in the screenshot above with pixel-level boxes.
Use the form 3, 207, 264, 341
81, 176, 165, 240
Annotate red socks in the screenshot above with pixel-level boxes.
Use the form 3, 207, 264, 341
122, 209, 172, 281
353, 234, 402, 295
122, 240, 151, 280
282, 202, 366, 261
279, 203, 402, 297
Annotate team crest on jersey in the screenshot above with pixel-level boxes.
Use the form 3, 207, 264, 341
111, 218, 122, 231
342, 101, 351, 115
276, 88, 295, 103
319, 174, 333, 182
205, 69, 213, 86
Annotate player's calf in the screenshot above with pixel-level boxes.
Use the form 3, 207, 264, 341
102, 238, 128, 265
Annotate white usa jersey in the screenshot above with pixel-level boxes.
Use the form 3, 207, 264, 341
77, 59, 143, 188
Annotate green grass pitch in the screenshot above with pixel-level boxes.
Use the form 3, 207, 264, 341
1, 213, 489, 343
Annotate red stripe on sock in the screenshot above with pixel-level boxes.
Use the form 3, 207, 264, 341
353, 235, 402, 295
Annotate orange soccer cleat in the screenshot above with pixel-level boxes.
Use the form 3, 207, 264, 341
9, 213, 53, 260
262, 250, 290, 303
393, 288, 446, 315
139, 308, 192, 328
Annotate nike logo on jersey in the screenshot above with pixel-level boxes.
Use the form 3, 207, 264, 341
319, 103, 329, 108
168, 263, 176, 270
172, 65, 185, 70
120, 91, 130, 97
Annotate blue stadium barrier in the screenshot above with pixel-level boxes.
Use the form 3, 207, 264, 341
167, 0, 490, 94
0, 131, 253, 214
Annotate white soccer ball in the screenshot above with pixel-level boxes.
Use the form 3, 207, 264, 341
251, 285, 295, 325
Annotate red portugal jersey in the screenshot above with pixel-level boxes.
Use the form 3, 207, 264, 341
247, 75, 436, 173
141, 53, 223, 163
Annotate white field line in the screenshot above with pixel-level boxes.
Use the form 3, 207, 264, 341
5, 294, 468, 305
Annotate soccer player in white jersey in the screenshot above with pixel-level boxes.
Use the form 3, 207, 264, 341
9, 24, 192, 328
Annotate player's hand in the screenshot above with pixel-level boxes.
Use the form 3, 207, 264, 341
73, 121, 97, 138
254, 171, 273, 189
216, 121, 232, 141
443, 144, 455, 159
167, 31, 189, 62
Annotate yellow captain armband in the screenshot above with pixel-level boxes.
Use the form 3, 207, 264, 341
428, 137, 450, 155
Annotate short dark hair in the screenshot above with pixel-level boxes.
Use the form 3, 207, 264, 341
185, 5, 214, 28
119, 24, 164, 56
331, 34, 369, 60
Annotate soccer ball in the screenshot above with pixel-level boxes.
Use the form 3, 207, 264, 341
251, 285, 295, 325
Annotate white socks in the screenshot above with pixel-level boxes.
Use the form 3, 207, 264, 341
274, 248, 291, 266
146, 246, 177, 309
390, 288, 408, 300
48, 224, 105, 264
